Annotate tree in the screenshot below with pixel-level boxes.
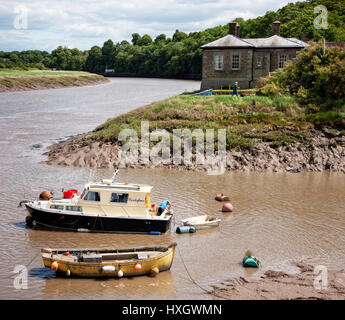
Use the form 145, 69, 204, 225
85, 46, 103, 73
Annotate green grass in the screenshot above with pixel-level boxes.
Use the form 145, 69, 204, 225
0, 69, 94, 78
88, 94, 345, 151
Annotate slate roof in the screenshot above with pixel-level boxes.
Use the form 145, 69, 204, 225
202, 34, 309, 49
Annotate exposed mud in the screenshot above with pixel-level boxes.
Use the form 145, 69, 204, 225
209, 262, 345, 300
42, 127, 345, 173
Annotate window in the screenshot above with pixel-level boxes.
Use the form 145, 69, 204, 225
214, 55, 223, 70
50, 205, 64, 210
83, 191, 100, 202
110, 193, 129, 203
231, 55, 240, 70
66, 206, 83, 212
279, 55, 288, 68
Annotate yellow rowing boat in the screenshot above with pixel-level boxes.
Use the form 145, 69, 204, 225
41, 243, 177, 277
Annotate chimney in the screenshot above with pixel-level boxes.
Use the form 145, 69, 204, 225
301, 32, 308, 42
273, 21, 281, 36
229, 21, 238, 36
236, 24, 241, 38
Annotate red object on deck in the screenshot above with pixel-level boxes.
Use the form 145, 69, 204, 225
63, 189, 78, 199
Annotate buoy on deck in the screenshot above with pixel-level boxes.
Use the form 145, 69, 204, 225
135, 263, 142, 271
51, 261, 59, 271
176, 226, 196, 234
221, 203, 233, 212
150, 267, 159, 276
39, 190, 54, 200
66, 269, 71, 276
117, 270, 123, 278
65, 251, 69, 256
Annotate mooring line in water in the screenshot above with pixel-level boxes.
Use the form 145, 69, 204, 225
176, 244, 229, 300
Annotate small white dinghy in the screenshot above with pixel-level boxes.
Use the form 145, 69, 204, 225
181, 215, 221, 229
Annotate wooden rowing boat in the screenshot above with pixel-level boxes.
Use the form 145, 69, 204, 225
41, 243, 177, 277
181, 215, 221, 229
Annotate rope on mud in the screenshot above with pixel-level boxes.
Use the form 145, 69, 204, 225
176, 244, 228, 300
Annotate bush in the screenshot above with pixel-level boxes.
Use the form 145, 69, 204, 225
259, 41, 345, 112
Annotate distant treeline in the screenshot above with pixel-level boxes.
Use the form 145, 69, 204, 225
1, 0, 344, 76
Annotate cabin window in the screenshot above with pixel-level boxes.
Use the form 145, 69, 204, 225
83, 191, 100, 202
66, 206, 83, 212
279, 55, 288, 68
214, 55, 223, 70
231, 55, 240, 70
110, 193, 129, 203
50, 205, 64, 210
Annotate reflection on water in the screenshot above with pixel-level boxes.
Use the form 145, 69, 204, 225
1, 78, 345, 300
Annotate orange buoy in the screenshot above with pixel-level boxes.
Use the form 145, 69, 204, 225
221, 203, 233, 212
51, 261, 59, 271
134, 263, 142, 271
39, 190, 54, 200
150, 267, 159, 276
215, 193, 230, 201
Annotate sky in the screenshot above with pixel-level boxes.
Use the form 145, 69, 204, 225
0, 0, 298, 52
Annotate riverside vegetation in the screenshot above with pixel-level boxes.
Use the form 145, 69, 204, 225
1, 0, 344, 76
0, 69, 107, 92
44, 42, 345, 172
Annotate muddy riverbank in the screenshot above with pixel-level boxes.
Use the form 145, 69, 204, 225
210, 261, 345, 300
42, 126, 345, 173
0, 70, 108, 93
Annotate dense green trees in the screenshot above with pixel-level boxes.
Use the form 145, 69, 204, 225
1, 0, 344, 75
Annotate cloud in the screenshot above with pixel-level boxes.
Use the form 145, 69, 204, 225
0, 0, 298, 51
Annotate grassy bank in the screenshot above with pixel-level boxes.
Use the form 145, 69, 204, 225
0, 69, 107, 92
90, 94, 345, 150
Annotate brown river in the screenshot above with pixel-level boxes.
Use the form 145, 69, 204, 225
0, 78, 344, 300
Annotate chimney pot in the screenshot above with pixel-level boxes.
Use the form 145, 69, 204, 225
229, 21, 238, 36
236, 24, 240, 38
273, 21, 281, 36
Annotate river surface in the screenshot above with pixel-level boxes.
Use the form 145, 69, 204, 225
0, 78, 344, 300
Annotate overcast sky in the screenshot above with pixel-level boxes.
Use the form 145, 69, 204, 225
0, 0, 298, 52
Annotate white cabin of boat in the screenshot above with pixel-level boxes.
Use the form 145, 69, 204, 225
43, 179, 164, 219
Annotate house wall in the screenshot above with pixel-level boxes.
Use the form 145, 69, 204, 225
201, 48, 253, 90
201, 47, 302, 90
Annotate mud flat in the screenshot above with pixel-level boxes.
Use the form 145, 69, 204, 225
0, 70, 108, 93
42, 127, 345, 173
209, 262, 345, 300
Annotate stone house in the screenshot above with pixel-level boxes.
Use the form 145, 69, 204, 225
200, 21, 309, 90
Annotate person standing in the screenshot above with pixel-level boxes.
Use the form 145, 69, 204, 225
232, 81, 239, 96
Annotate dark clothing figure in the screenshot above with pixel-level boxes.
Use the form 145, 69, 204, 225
232, 82, 239, 96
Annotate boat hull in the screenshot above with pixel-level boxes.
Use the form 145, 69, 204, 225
42, 244, 176, 278
26, 204, 171, 233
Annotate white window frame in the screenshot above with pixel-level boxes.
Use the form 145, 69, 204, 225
214, 54, 224, 71
231, 54, 240, 70
278, 54, 288, 69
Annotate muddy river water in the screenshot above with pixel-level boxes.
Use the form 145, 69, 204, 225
0, 78, 344, 300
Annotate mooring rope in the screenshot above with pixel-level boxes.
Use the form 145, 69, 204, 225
176, 241, 229, 300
